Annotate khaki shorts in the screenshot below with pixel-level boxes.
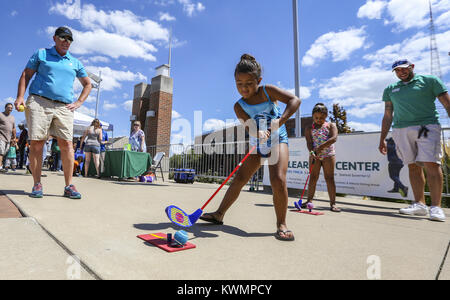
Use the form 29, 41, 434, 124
0, 140, 9, 156
25, 94, 74, 141
392, 124, 443, 166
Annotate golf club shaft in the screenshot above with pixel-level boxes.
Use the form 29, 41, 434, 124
200, 145, 257, 210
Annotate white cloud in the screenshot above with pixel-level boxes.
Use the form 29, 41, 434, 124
10, 10, 18, 17
7, 52, 12, 56
178, 0, 205, 17
73, 66, 147, 94
363, 0, 450, 31
85, 66, 147, 91
86, 56, 111, 63
357, 0, 387, 19
1, 97, 15, 107
347, 102, 385, 118
276, 81, 312, 100
317, 27, 450, 121
318, 65, 394, 119
435, 10, 450, 29
46, 27, 158, 62
103, 101, 118, 111
203, 119, 226, 132
84, 95, 97, 103
159, 12, 176, 21
172, 110, 181, 119
363, 30, 450, 76
348, 121, 381, 132
385, 0, 430, 31
49, 1, 169, 42
123, 100, 133, 112
302, 27, 368, 66
77, 105, 96, 117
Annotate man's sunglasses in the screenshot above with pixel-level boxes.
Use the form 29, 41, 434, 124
57, 36, 73, 44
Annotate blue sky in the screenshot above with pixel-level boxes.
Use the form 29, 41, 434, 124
1, 0, 449, 143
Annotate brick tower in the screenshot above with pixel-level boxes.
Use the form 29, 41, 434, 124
131, 64, 173, 157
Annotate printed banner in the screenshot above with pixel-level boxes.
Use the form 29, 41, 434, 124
263, 132, 414, 200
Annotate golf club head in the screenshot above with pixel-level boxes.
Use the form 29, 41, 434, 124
165, 205, 193, 228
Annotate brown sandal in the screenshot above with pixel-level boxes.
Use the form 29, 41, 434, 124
275, 229, 295, 241
330, 205, 341, 212
199, 213, 224, 225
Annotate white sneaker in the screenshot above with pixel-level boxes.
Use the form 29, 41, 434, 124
429, 206, 446, 222
399, 202, 429, 216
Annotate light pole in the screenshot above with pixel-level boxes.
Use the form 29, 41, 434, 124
292, 0, 301, 137
87, 71, 103, 119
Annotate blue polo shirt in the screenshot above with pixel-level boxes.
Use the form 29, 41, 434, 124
26, 47, 88, 104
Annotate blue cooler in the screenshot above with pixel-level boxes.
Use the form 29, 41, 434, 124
174, 169, 196, 184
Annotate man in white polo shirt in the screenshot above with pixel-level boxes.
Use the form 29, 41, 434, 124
379, 59, 450, 222
14, 27, 92, 199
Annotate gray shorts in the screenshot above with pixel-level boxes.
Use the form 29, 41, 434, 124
0, 140, 10, 156
84, 144, 100, 154
392, 124, 443, 165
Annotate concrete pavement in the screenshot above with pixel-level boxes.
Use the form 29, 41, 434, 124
0, 170, 449, 280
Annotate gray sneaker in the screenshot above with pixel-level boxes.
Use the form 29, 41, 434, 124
399, 202, 428, 216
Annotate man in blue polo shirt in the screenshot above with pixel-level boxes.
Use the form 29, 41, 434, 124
14, 27, 92, 199
379, 59, 450, 222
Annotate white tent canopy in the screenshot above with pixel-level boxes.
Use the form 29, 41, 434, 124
73, 111, 113, 136
22, 111, 113, 137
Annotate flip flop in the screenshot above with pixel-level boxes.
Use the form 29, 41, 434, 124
199, 213, 224, 225
330, 206, 341, 212
275, 229, 295, 241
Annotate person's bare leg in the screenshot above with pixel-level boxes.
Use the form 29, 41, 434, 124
84, 152, 92, 178
268, 143, 293, 239
408, 163, 426, 205
93, 153, 100, 177
423, 162, 443, 207
29, 140, 45, 185
202, 153, 262, 222
322, 156, 339, 210
57, 138, 74, 187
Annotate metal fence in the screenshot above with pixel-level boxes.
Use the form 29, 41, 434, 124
148, 142, 263, 191
147, 127, 450, 197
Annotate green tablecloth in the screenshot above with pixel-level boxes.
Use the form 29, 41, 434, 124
100, 150, 152, 178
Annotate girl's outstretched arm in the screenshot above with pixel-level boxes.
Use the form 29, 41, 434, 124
264, 84, 301, 126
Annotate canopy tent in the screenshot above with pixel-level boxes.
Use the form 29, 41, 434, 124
73, 111, 113, 136
21, 111, 114, 137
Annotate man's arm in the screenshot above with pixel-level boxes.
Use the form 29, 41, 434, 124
66, 76, 92, 112
437, 92, 450, 117
379, 101, 394, 155
15, 68, 36, 111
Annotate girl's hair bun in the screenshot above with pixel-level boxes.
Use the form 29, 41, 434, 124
235, 53, 262, 79
240, 54, 256, 62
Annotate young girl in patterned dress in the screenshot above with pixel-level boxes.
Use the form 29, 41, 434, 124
304, 103, 340, 212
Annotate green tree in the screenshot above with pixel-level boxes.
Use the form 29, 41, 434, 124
329, 103, 354, 133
